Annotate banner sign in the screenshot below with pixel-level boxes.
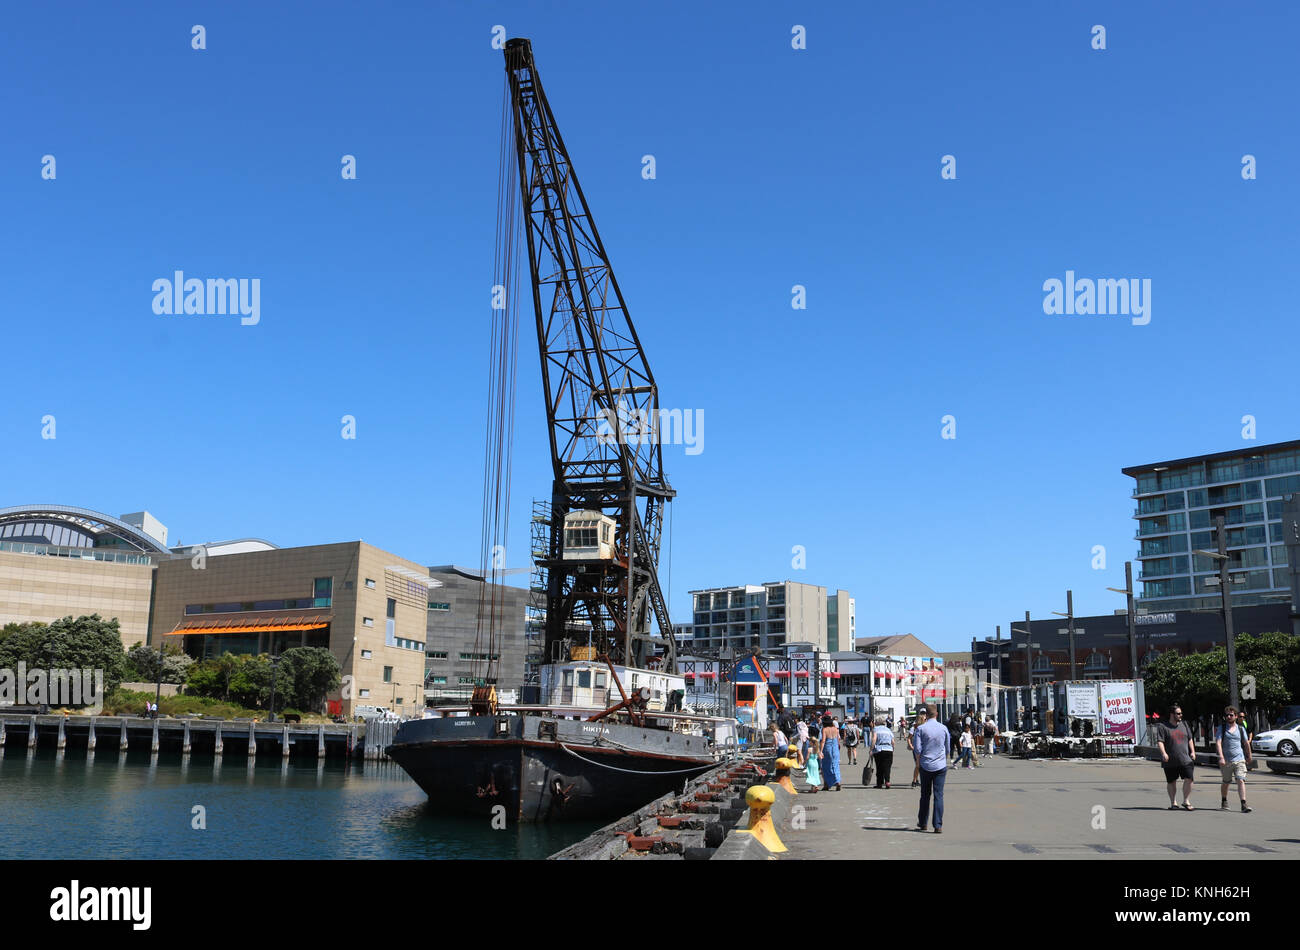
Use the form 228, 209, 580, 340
1100, 681, 1137, 742
1066, 684, 1098, 718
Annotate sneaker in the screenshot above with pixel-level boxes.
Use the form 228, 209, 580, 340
1221, 799, 1229, 810
1242, 802, 1252, 813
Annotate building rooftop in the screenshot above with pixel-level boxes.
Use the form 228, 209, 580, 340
1121, 439, 1300, 477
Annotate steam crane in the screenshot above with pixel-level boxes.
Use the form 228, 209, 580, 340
504, 38, 678, 674
384, 41, 740, 820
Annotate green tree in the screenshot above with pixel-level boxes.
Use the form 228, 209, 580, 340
277, 647, 342, 713
125, 643, 193, 685
0, 615, 127, 694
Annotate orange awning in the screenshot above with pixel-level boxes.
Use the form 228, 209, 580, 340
165, 614, 332, 636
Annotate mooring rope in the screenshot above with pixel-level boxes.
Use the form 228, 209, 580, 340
557, 742, 715, 775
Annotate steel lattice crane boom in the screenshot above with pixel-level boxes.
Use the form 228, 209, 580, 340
504, 38, 677, 673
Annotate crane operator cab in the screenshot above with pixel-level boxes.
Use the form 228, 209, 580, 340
561, 510, 618, 561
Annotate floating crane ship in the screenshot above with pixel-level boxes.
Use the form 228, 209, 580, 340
387, 38, 738, 821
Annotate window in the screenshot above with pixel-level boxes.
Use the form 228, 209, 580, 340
566, 526, 597, 548
431, 676, 447, 684
595, 672, 606, 688
359, 688, 370, 698
344, 580, 354, 590
429, 651, 447, 659
365, 578, 376, 589
577, 670, 592, 688
363, 617, 374, 627
386, 598, 396, 619
600, 522, 610, 543
563, 670, 574, 686
313, 577, 332, 605
361, 649, 372, 659
383, 666, 393, 683
428, 602, 451, 611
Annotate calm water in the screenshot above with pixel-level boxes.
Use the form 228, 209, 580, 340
0, 747, 599, 859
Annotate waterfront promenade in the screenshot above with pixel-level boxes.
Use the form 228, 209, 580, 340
783, 753, 1300, 859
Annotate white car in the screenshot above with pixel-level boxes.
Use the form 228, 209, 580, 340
1251, 719, 1300, 757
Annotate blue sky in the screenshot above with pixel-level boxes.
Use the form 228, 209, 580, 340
3, 2, 1297, 652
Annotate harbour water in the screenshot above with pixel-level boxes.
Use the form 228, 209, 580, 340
0, 747, 600, 859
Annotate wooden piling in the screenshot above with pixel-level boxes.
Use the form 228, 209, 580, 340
282, 724, 291, 758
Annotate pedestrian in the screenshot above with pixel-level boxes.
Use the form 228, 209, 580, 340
870, 715, 895, 789
959, 723, 973, 768
1215, 706, 1253, 813
913, 703, 951, 833
843, 718, 861, 765
770, 721, 788, 754
969, 715, 981, 767
1155, 704, 1197, 810
983, 714, 997, 757
803, 736, 822, 792
820, 715, 843, 791
796, 717, 810, 761
948, 714, 963, 764
909, 708, 926, 787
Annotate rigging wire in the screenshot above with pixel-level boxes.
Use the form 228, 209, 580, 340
473, 75, 522, 691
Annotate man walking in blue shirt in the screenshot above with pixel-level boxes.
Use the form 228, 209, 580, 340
913, 703, 951, 833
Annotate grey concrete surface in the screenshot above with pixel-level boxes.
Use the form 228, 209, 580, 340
780, 752, 1300, 859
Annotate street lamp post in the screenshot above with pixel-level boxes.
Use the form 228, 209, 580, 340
1012, 612, 1040, 730
268, 653, 281, 723
42, 641, 53, 715
154, 644, 164, 718
1051, 591, 1078, 681
1192, 516, 1239, 709
1106, 562, 1139, 679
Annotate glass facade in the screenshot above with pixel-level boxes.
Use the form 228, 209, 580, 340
1130, 442, 1300, 611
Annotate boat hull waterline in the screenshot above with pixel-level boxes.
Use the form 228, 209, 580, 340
386, 714, 721, 822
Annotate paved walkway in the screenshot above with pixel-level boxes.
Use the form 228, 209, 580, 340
784, 751, 1300, 859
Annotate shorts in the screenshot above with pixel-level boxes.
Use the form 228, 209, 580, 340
1162, 762, 1195, 783
1220, 761, 1248, 784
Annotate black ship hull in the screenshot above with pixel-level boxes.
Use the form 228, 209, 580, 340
386, 713, 720, 822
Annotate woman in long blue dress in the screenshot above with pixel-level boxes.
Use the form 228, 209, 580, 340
819, 716, 842, 791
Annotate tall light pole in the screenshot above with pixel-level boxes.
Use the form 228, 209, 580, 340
1051, 591, 1078, 680
1194, 514, 1239, 709
1284, 494, 1300, 640
1012, 612, 1039, 730
1106, 561, 1139, 679
268, 653, 281, 723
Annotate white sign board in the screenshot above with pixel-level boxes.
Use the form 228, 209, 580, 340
1066, 683, 1098, 718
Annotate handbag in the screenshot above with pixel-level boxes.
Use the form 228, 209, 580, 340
862, 759, 874, 786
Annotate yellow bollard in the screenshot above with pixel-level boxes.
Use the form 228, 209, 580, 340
774, 757, 798, 795
735, 784, 787, 854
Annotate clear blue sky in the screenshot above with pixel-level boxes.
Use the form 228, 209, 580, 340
3, 2, 1297, 652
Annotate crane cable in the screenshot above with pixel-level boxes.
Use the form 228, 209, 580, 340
473, 76, 522, 690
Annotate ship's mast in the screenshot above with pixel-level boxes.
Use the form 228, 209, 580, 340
504, 38, 677, 672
